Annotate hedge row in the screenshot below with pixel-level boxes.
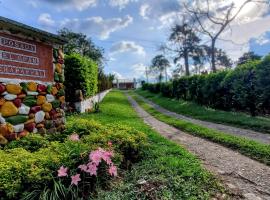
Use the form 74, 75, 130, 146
0, 119, 147, 199
142, 55, 270, 116
65, 54, 98, 102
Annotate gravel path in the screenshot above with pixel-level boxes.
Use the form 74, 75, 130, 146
136, 95, 270, 144
127, 94, 270, 200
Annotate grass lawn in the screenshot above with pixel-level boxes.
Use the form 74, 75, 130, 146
136, 90, 270, 134
67, 90, 224, 200
131, 92, 270, 166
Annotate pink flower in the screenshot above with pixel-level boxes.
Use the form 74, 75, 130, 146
108, 165, 117, 177
69, 133, 80, 141
86, 162, 98, 176
71, 174, 81, 186
78, 164, 88, 172
57, 166, 68, 177
102, 151, 113, 165
89, 150, 102, 165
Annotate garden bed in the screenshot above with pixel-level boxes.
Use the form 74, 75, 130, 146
0, 90, 224, 199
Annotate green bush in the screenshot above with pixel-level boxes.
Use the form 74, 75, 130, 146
143, 56, 270, 116
64, 54, 98, 102
256, 55, 270, 114
0, 119, 147, 199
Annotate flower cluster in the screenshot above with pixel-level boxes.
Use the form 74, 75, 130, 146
57, 142, 117, 186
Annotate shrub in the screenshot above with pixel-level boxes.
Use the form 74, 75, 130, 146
0, 119, 147, 199
143, 56, 270, 116
65, 54, 98, 102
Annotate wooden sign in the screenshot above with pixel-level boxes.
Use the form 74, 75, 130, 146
0, 33, 53, 82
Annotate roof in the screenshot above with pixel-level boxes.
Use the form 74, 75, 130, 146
0, 16, 67, 45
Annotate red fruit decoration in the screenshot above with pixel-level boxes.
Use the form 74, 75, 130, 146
25, 123, 35, 132
30, 106, 41, 113
49, 109, 57, 119
58, 59, 64, 64
37, 84, 47, 93
13, 98, 22, 108
0, 84, 6, 93
6, 133, 17, 140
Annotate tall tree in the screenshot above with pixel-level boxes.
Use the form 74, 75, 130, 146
150, 55, 170, 83
162, 23, 201, 76
184, 0, 267, 72
237, 51, 262, 65
58, 28, 105, 66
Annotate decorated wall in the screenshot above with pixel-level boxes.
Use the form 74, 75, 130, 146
0, 32, 65, 144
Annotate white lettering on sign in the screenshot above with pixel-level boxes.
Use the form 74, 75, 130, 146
0, 50, 39, 65
0, 64, 45, 78
0, 36, 36, 53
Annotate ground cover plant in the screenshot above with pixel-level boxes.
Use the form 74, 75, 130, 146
136, 89, 270, 134
131, 93, 270, 166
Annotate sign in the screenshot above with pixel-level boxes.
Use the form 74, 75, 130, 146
0, 33, 53, 82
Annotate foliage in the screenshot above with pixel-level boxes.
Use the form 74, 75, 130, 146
237, 51, 262, 65
98, 72, 114, 92
58, 28, 104, 66
132, 93, 270, 166
0, 118, 147, 199
136, 89, 270, 134
64, 54, 98, 102
142, 57, 270, 116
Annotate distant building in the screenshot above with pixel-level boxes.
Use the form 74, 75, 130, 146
113, 78, 137, 90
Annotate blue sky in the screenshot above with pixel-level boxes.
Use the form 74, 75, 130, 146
1, 0, 270, 80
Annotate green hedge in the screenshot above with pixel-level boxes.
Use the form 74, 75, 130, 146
142, 55, 270, 116
65, 54, 98, 102
0, 119, 147, 199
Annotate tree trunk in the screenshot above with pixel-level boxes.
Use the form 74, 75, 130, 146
165, 67, 168, 82
184, 50, 190, 76
211, 39, 217, 72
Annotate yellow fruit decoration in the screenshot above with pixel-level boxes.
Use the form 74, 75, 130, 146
6, 84, 22, 95
55, 63, 62, 74
0, 123, 14, 137
42, 102, 52, 112
59, 96, 65, 104
0, 135, 8, 145
0, 98, 5, 106
37, 95, 46, 105
27, 82, 37, 91
0, 102, 18, 117
51, 87, 58, 95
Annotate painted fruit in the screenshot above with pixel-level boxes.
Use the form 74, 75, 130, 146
42, 102, 52, 112
19, 104, 30, 115
0, 98, 5, 106
0, 135, 8, 145
5, 115, 28, 125
37, 84, 47, 93
27, 82, 37, 91
0, 84, 6, 94
30, 106, 41, 114
6, 84, 22, 95
37, 95, 46, 105
0, 102, 18, 117
24, 122, 35, 132
0, 123, 14, 137
35, 111, 45, 123
13, 98, 22, 107
18, 130, 29, 138
23, 96, 36, 107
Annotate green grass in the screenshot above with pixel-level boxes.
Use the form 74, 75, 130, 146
136, 89, 270, 134
131, 92, 270, 166
67, 90, 224, 200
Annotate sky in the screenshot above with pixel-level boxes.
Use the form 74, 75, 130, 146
1, 0, 270, 81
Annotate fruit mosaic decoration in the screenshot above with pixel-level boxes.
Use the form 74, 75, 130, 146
0, 48, 65, 144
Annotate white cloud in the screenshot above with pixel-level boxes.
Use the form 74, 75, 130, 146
39, 15, 133, 40
110, 41, 146, 56
131, 63, 147, 77
109, 0, 137, 9
140, 4, 151, 19
38, 13, 55, 27
112, 71, 124, 79
41, 0, 97, 11
254, 32, 270, 46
